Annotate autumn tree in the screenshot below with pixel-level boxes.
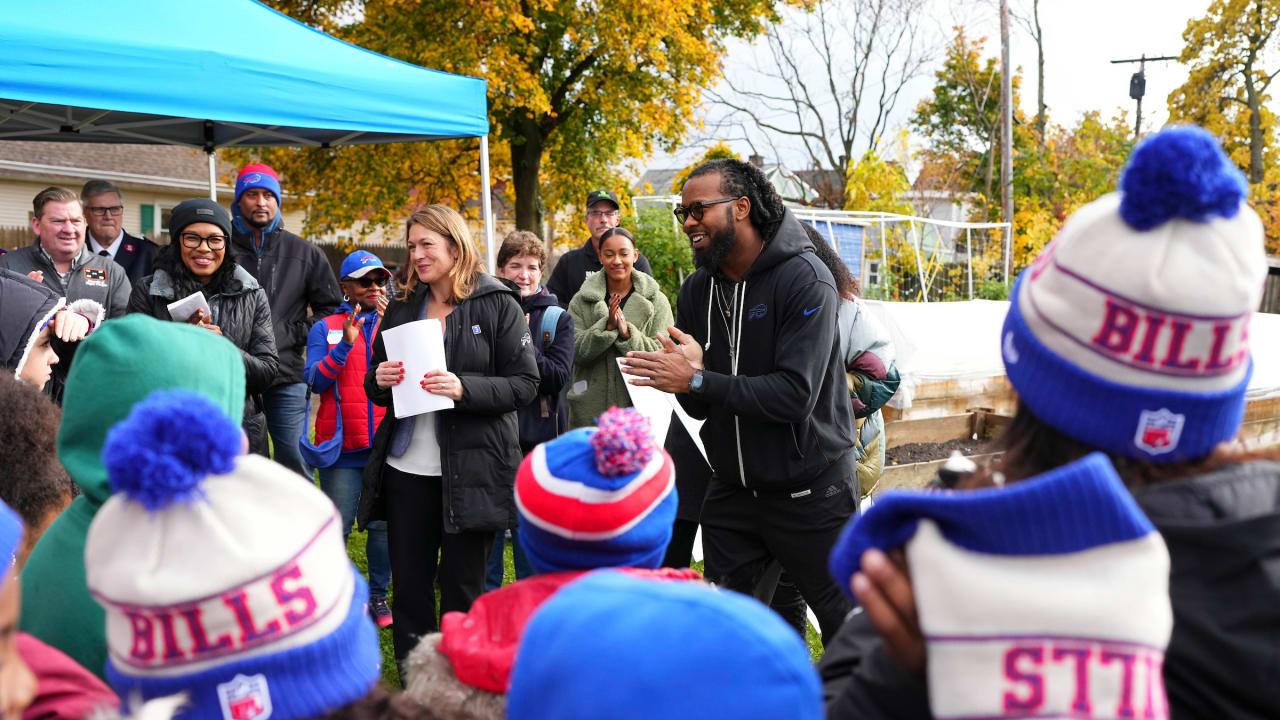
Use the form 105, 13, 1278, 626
247, 0, 784, 242
1168, 0, 1280, 184
707, 0, 938, 208
911, 28, 1024, 220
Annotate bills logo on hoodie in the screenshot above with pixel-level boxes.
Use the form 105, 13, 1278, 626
217, 673, 273, 720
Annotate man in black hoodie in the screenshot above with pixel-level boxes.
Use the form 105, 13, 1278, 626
621, 158, 857, 644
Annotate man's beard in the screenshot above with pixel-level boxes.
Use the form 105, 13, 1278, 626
245, 212, 274, 230
693, 223, 735, 272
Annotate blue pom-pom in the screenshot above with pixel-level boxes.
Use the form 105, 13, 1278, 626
102, 390, 241, 511
1118, 125, 1248, 231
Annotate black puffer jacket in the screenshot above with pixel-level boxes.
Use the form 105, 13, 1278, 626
128, 263, 279, 452
820, 460, 1280, 720
231, 225, 342, 388
358, 274, 539, 533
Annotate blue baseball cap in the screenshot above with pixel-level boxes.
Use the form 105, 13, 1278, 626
339, 250, 390, 280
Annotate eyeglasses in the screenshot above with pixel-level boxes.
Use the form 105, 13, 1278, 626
586, 209, 621, 220
87, 205, 124, 217
673, 197, 739, 224
344, 275, 389, 289
179, 232, 227, 250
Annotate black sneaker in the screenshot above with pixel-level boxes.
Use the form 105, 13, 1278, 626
370, 595, 393, 629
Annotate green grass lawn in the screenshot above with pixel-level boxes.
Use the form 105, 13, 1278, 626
344, 532, 822, 689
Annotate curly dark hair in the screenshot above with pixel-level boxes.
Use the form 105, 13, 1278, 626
686, 158, 787, 240
803, 223, 860, 298
153, 240, 242, 299
0, 372, 74, 532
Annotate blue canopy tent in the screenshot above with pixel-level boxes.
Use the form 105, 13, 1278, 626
0, 0, 499, 266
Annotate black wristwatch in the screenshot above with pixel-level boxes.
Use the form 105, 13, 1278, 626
689, 369, 705, 394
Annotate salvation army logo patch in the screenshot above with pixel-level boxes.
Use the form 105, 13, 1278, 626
1134, 408, 1185, 455
217, 674, 273, 720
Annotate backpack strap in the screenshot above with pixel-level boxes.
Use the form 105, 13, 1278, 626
539, 305, 564, 348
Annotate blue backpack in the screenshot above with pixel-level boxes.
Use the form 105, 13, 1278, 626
539, 305, 563, 347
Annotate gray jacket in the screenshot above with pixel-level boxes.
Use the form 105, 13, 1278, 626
0, 241, 131, 319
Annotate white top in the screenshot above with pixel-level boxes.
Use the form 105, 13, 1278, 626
387, 411, 442, 477
88, 230, 124, 259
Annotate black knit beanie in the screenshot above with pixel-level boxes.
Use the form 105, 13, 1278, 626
168, 198, 232, 240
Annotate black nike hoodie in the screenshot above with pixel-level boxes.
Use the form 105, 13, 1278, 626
676, 209, 856, 490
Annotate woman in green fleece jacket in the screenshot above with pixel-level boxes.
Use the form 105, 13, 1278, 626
567, 227, 673, 428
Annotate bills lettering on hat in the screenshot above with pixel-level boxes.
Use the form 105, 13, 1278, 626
103, 538, 334, 669
999, 639, 1167, 719
1091, 298, 1250, 376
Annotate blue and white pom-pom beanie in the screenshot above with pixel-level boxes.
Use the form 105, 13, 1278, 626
508, 570, 822, 720
85, 391, 380, 720
1003, 125, 1267, 461
830, 452, 1173, 719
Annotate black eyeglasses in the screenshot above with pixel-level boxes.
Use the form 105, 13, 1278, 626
344, 275, 389, 289
673, 197, 739, 224
179, 232, 227, 250
87, 205, 124, 217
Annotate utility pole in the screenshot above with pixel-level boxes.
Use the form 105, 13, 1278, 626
1110, 54, 1178, 139
1000, 0, 1013, 285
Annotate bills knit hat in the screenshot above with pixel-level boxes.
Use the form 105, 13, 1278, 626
86, 390, 380, 720
1002, 125, 1267, 462
515, 406, 676, 573
829, 452, 1174, 719
508, 570, 822, 720
234, 164, 281, 206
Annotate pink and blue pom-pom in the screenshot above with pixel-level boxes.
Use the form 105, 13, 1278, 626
102, 390, 241, 511
590, 406, 655, 476
1119, 125, 1248, 231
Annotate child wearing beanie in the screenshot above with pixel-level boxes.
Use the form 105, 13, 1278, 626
822, 126, 1280, 720
401, 407, 699, 720
85, 389, 382, 720
507, 570, 823, 720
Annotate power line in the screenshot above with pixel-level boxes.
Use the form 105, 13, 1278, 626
1110, 54, 1179, 139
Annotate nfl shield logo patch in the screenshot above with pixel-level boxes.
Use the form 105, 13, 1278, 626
1134, 408, 1185, 456
217, 674, 273, 720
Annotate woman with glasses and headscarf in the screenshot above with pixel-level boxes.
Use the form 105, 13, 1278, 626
127, 198, 279, 454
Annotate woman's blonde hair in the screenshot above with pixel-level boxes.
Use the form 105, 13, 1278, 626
401, 204, 481, 304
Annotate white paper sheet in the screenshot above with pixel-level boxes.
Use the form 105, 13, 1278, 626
382, 319, 454, 418
617, 358, 672, 445
615, 358, 708, 462
166, 290, 211, 322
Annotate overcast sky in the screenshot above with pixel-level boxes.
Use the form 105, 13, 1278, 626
646, 0, 1219, 174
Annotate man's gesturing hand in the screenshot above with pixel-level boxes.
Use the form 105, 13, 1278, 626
620, 326, 703, 393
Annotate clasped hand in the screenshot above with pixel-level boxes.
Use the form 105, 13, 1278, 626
619, 325, 702, 393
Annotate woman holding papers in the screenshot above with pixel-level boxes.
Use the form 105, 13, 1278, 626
127, 198, 278, 454
566, 226, 673, 428
359, 204, 538, 666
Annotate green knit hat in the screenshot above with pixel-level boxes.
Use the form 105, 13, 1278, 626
57, 315, 245, 506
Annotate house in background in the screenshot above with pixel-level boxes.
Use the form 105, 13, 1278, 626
0, 141, 304, 248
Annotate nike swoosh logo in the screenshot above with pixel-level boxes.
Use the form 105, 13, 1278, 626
803, 306, 822, 316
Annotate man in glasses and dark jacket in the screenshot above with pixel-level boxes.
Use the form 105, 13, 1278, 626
546, 189, 654, 310
621, 158, 857, 647
80, 179, 158, 285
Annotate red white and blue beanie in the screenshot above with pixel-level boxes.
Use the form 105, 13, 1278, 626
829, 452, 1173, 718
1003, 125, 1267, 462
85, 391, 380, 720
508, 570, 822, 720
515, 406, 676, 574
234, 164, 281, 206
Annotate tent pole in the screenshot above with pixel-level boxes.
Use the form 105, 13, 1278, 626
966, 228, 973, 300
479, 135, 495, 273
207, 150, 217, 201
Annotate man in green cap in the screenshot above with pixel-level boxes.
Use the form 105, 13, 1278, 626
546, 189, 654, 310
19, 314, 246, 680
